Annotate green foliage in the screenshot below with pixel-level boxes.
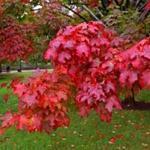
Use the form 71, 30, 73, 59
103, 8, 150, 44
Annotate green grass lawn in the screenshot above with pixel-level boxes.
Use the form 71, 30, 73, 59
0, 72, 150, 150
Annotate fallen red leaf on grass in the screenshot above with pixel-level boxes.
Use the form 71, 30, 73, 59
0, 128, 5, 135
0, 83, 7, 88
109, 134, 124, 144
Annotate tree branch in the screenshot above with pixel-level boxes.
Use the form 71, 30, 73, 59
62, 4, 88, 22
82, 5, 100, 21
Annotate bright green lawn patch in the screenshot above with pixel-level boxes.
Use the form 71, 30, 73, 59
0, 72, 150, 150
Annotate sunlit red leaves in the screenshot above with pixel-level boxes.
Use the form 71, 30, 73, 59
1, 21, 149, 135
45, 21, 149, 126
139, 70, 150, 89
118, 37, 150, 89
0, 112, 14, 128
45, 21, 122, 122
0, 69, 71, 133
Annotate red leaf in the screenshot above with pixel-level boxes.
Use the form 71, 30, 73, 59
140, 70, 150, 89
76, 43, 90, 57
58, 52, 71, 63
109, 134, 124, 144
105, 96, 121, 112
0, 83, 7, 88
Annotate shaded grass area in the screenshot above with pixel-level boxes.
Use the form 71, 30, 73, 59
0, 72, 150, 150
0, 72, 32, 83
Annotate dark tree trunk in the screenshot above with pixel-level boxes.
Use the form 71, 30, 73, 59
6, 65, 10, 72
131, 87, 136, 104
125, 87, 136, 105
18, 60, 22, 72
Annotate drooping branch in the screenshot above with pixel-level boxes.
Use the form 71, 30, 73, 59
62, 4, 88, 22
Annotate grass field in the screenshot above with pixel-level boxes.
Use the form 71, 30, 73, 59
0, 72, 150, 150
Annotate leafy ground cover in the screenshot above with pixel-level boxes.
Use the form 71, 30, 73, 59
0, 72, 149, 150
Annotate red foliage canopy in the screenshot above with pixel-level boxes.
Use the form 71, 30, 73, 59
117, 38, 150, 89
45, 21, 122, 122
0, 17, 34, 62
0, 21, 149, 134
0, 68, 71, 133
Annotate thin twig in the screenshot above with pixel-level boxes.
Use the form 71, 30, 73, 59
62, 4, 88, 22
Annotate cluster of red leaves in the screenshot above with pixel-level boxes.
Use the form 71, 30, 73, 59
45, 21, 122, 122
0, 69, 71, 134
0, 21, 149, 134
117, 38, 150, 89
0, 17, 34, 62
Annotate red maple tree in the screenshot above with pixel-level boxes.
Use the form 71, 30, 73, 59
0, 21, 149, 134
0, 17, 34, 62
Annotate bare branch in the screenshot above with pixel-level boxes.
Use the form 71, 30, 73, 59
62, 4, 88, 22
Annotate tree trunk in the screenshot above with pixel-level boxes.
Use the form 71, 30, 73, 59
131, 87, 136, 104
125, 87, 136, 105
6, 65, 10, 72
18, 60, 22, 72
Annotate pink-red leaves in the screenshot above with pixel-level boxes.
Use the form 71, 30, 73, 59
119, 70, 138, 87
105, 96, 122, 113
12, 82, 26, 97
118, 38, 150, 89
0, 112, 14, 128
76, 43, 90, 57
140, 70, 150, 89
58, 52, 71, 63
1, 21, 149, 135
0, 69, 71, 134
44, 22, 149, 126
45, 21, 122, 123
